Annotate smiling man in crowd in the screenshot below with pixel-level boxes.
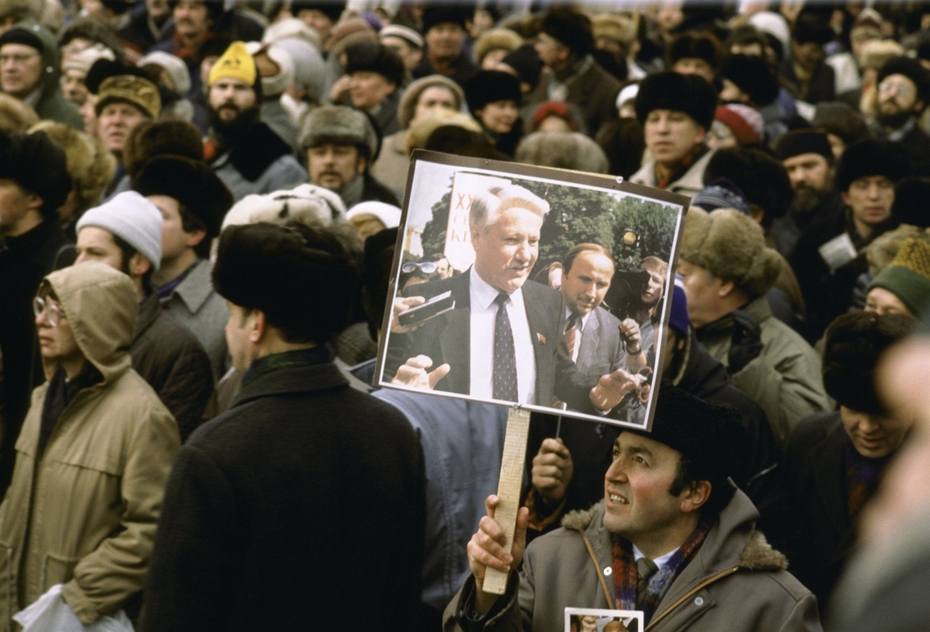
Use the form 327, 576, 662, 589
446, 384, 822, 632
785, 310, 915, 616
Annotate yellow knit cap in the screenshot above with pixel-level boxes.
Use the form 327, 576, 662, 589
208, 41, 256, 87
889, 238, 930, 280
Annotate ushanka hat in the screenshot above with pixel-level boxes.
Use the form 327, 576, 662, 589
213, 221, 357, 342
877, 56, 930, 106
635, 71, 717, 130
626, 382, 745, 485
132, 155, 232, 240
835, 139, 907, 193
867, 238, 930, 316
822, 310, 915, 415
774, 128, 833, 161
540, 6, 593, 57
680, 207, 781, 298
719, 53, 780, 106
221, 183, 346, 231
464, 70, 521, 115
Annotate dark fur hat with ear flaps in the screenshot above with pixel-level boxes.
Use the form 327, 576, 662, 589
835, 139, 907, 193
635, 71, 717, 131
132, 155, 232, 239
680, 207, 781, 298
822, 311, 915, 415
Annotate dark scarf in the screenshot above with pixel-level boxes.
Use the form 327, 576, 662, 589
241, 345, 333, 389
842, 440, 891, 520
39, 364, 103, 455
611, 520, 712, 624
211, 118, 293, 182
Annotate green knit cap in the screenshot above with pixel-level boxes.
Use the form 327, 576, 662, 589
867, 238, 930, 316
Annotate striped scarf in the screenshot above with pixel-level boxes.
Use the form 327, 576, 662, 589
611, 521, 712, 624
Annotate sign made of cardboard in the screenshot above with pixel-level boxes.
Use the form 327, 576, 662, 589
375, 151, 689, 431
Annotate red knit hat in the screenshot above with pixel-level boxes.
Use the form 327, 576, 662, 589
714, 104, 763, 145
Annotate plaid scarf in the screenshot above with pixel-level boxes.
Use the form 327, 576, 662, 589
611, 521, 713, 624
241, 345, 333, 389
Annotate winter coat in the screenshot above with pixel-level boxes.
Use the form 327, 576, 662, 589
0, 263, 179, 628
696, 296, 830, 451
443, 489, 822, 632
527, 56, 622, 138
158, 259, 229, 382
629, 149, 716, 198
140, 356, 426, 631
130, 293, 213, 441
209, 121, 307, 202
15, 20, 83, 129
370, 130, 409, 199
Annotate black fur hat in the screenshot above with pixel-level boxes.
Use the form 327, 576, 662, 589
421, 4, 471, 34
719, 54, 780, 106
0, 130, 71, 220
344, 41, 405, 87
627, 382, 747, 485
540, 6, 593, 58
213, 222, 358, 343
704, 147, 792, 221
635, 71, 717, 130
132, 156, 232, 239
668, 31, 725, 70
822, 311, 915, 415
877, 56, 930, 106
464, 70, 521, 115
835, 139, 907, 193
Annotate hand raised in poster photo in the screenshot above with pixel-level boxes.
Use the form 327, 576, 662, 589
377, 153, 686, 430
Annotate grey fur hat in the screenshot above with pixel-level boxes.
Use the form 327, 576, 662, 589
680, 207, 781, 298
298, 105, 378, 159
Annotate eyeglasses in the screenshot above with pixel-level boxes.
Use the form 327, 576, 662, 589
878, 80, 915, 99
401, 261, 438, 275
0, 52, 39, 65
33, 296, 65, 327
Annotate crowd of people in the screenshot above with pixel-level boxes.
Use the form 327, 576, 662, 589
0, 0, 928, 630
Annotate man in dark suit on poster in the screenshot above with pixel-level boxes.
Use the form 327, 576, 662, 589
385, 182, 641, 415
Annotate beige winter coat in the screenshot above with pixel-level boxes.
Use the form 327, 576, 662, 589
0, 262, 179, 628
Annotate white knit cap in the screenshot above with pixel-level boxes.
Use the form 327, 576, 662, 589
76, 191, 164, 271
245, 41, 295, 98
272, 37, 325, 101
221, 184, 347, 231
346, 201, 402, 229
63, 43, 115, 75
138, 50, 192, 95
263, 17, 322, 52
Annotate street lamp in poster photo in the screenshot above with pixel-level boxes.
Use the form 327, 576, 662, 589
375, 151, 689, 431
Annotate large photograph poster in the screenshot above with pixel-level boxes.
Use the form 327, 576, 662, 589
376, 151, 688, 430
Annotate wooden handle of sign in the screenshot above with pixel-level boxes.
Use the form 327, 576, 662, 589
482, 406, 531, 595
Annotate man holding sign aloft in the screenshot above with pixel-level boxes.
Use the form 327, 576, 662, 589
445, 385, 822, 632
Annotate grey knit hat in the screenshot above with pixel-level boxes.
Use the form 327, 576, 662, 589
298, 105, 378, 159
397, 74, 464, 129
76, 191, 163, 270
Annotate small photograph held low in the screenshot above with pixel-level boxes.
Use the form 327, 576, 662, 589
375, 150, 688, 431
565, 607, 644, 632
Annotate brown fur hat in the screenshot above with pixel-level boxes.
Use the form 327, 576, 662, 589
0, 92, 38, 133
473, 28, 523, 66
680, 207, 781, 298
122, 118, 203, 179
515, 131, 608, 174
29, 120, 115, 216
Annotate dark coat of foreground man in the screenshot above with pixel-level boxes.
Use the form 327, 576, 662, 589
140, 222, 426, 631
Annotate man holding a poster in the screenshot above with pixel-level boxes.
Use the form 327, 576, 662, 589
447, 385, 822, 632
386, 182, 641, 414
